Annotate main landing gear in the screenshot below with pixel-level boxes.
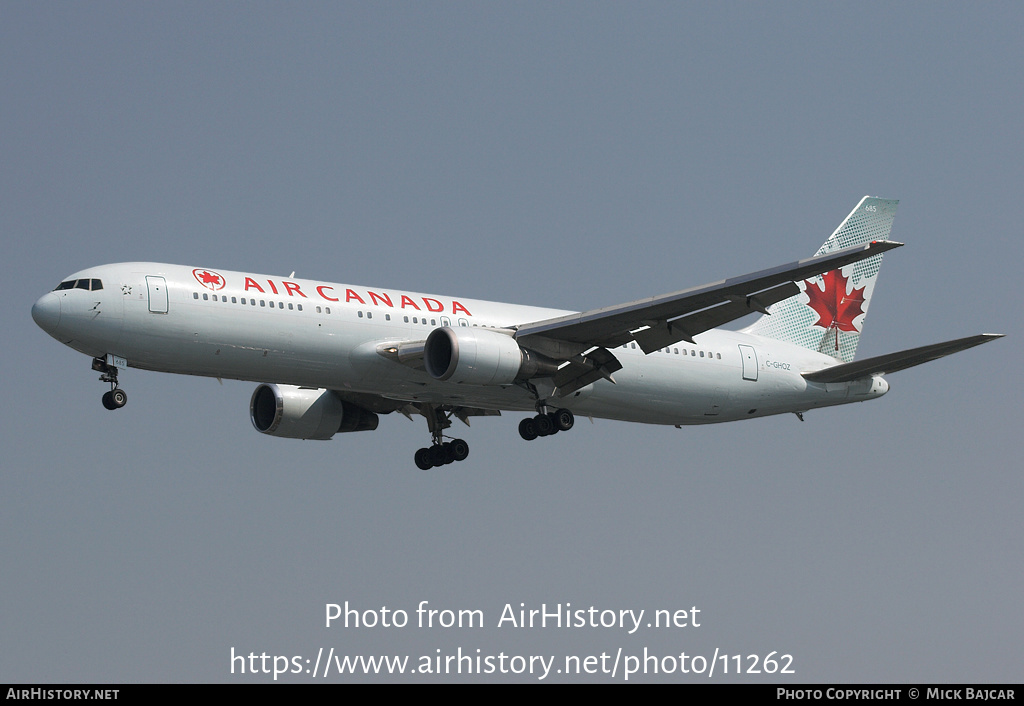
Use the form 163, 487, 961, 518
414, 405, 470, 470
93, 356, 127, 410
518, 406, 574, 441
414, 439, 470, 470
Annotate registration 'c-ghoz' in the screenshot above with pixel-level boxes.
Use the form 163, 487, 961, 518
31, 197, 1003, 469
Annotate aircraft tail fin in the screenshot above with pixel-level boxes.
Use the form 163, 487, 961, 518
744, 196, 899, 362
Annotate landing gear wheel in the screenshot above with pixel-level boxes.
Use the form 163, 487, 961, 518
414, 448, 433, 470
450, 438, 470, 462
535, 413, 555, 436
429, 444, 449, 467
519, 417, 538, 441
552, 408, 574, 431
101, 389, 126, 410
110, 388, 127, 408
442, 442, 456, 465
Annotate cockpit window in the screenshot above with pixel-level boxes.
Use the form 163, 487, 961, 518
54, 279, 103, 291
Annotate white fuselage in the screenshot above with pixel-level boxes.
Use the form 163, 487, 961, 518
32, 262, 888, 428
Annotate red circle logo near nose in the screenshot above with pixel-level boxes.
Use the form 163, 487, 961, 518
193, 269, 226, 290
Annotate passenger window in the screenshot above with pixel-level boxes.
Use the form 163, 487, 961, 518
297, 304, 303, 311
203, 293, 209, 300
367, 312, 372, 319
288, 303, 293, 310
325, 307, 331, 314
358, 311, 363, 318
316, 306, 322, 313
193, 292, 199, 299
232, 297, 237, 303
404, 316, 409, 323
260, 300, 265, 307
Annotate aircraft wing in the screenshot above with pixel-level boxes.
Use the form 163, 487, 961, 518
801, 334, 1004, 383
515, 239, 903, 355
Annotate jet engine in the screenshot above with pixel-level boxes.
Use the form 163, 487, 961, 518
250, 384, 379, 440
423, 327, 557, 385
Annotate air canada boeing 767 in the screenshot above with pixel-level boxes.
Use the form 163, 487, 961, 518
32, 197, 1001, 469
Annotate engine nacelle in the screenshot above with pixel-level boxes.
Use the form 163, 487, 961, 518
250, 384, 379, 440
424, 327, 551, 385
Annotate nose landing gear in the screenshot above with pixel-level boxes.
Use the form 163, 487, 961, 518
93, 356, 127, 410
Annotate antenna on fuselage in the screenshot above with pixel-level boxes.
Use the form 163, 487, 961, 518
289, 271, 295, 278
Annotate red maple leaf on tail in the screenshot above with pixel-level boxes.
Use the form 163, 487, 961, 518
804, 269, 866, 351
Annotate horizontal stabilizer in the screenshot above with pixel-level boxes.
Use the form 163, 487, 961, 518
802, 334, 1004, 383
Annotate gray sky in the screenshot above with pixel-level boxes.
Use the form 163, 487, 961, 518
2, 2, 1020, 683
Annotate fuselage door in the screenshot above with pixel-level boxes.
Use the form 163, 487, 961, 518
738, 344, 758, 381
147, 276, 168, 314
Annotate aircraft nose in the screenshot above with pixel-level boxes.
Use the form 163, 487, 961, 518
31, 292, 61, 334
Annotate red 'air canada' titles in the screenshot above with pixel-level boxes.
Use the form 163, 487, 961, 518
241, 277, 472, 316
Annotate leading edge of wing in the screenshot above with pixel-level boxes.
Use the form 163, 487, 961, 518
514, 239, 903, 348
801, 333, 1004, 383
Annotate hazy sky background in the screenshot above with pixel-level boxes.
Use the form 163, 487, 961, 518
2, 2, 1020, 683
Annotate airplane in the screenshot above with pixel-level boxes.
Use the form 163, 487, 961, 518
31, 196, 1002, 469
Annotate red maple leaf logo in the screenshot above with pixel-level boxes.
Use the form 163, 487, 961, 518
804, 269, 865, 333
192, 268, 226, 290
